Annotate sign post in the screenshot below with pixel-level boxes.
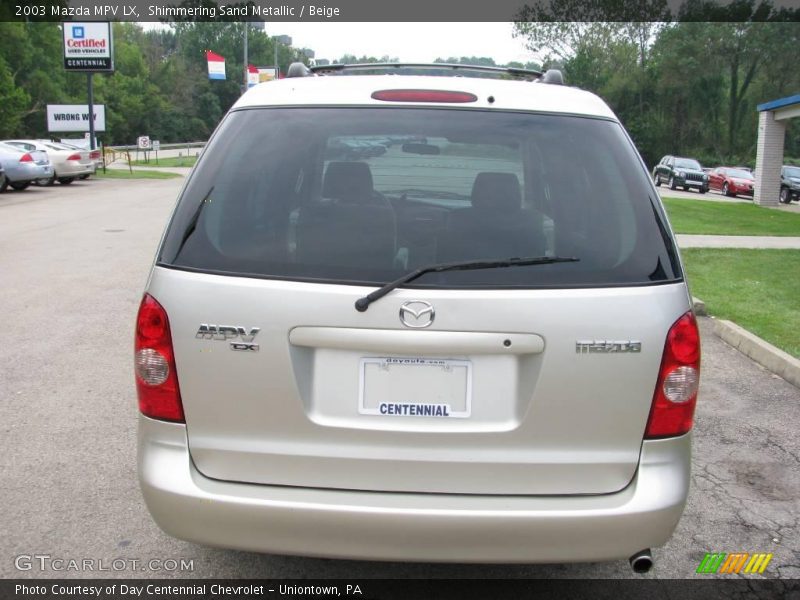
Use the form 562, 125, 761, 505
87, 74, 95, 150
62, 22, 114, 151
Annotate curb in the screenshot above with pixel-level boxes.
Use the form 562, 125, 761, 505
712, 319, 800, 389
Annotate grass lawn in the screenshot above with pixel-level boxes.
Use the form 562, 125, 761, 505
95, 169, 182, 180
130, 156, 197, 168
663, 198, 800, 236
681, 248, 800, 358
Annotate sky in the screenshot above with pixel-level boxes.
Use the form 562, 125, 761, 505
257, 23, 538, 65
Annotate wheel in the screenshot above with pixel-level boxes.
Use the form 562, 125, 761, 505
653, 172, 661, 187
723, 182, 732, 197
0, 174, 8, 193
36, 175, 55, 186
683, 186, 689, 191
58, 177, 75, 185
9, 181, 30, 191
669, 175, 677, 190
780, 187, 790, 204
700, 186, 707, 194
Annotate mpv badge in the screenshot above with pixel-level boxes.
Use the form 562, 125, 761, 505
196, 324, 260, 352
399, 301, 435, 328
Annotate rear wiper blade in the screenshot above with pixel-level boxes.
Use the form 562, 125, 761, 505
355, 255, 580, 312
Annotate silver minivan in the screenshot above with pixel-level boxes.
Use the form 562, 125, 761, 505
136, 64, 700, 571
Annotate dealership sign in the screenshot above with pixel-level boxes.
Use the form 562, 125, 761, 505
63, 22, 114, 71
47, 105, 106, 132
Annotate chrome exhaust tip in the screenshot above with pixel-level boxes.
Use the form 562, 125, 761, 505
629, 549, 653, 573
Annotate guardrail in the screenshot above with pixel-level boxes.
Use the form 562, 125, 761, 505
108, 141, 207, 152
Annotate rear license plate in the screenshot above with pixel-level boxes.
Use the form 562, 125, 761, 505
358, 357, 472, 418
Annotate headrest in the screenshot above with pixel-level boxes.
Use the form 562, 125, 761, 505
322, 161, 374, 203
471, 172, 522, 211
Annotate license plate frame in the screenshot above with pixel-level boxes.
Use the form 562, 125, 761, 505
358, 357, 472, 418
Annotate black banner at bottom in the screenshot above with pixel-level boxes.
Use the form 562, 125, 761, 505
3, 579, 800, 600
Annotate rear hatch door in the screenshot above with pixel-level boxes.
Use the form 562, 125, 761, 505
152, 104, 687, 495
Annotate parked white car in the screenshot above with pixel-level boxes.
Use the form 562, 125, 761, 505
3, 139, 94, 185
57, 140, 103, 177
135, 63, 700, 572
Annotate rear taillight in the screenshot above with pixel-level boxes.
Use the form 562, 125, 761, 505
90, 151, 100, 160
134, 294, 184, 422
371, 89, 478, 103
645, 311, 701, 438
66, 153, 81, 161
19, 153, 33, 162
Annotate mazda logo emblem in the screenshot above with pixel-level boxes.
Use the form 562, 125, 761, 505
399, 301, 435, 328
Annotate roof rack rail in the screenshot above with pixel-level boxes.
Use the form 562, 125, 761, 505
310, 62, 545, 81
285, 62, 565, 85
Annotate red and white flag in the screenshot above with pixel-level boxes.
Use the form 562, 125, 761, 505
206, 50, 226, 80
247, 64, 259, 87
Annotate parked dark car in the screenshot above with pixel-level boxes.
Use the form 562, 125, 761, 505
708, 167, 755, 197
653, 156, 708, 193
780, 165, 800, 204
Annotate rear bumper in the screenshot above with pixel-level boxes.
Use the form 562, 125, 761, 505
57, 162, 94, 178
7, 164, 53, 183
138, 415, 691, 563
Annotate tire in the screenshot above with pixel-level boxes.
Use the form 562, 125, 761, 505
668, 175, 677, 190
653, 172, 661, 187
683, 186, 689, 191
723, 182, 733, 197
58, 177, 75, 185
9, 181, 30, 191
700, 186, 707, 194
37, 175, 56, 187
780, 187, 790, 204
0, 174, 8, 193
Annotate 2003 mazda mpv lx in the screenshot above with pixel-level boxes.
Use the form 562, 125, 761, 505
136, 63, 700, 572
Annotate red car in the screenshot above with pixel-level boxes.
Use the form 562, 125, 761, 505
707, 167, 755, 197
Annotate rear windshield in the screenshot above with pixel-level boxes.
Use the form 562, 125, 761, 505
159, 107, 680, 288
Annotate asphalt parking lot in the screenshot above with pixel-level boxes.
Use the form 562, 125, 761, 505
1, 178, 798, 580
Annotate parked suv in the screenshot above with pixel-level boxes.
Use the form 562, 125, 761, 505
653, 155, 708, 193
136, 64, 700, 571
780, 165, 800, 203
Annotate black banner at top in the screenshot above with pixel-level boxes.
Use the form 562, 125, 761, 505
3, 0, 800, 22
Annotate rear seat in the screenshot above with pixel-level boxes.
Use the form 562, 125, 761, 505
296, 162, 396, 269
438, 172, 545, 262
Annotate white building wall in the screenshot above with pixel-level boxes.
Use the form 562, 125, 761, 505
753, 111, 785, 206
